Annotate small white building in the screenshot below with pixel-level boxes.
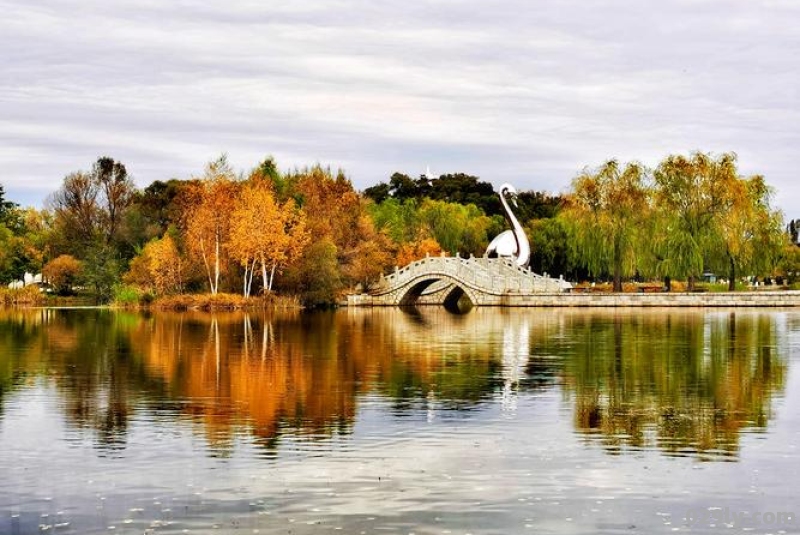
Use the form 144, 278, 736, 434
7, 272, 43, 289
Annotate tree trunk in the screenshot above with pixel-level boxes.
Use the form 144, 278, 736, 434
612, 239, 622, 292
261, 254, 268, 293
213, 230, 220, 295
247, 258, 256, 297
200, 240, 213, 294
728, 256, 736, 291
613, 264, 622, 292
268, 264, 277, 292
688, 274, 695, 292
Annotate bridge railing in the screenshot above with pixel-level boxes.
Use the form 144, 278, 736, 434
372, 255, 564, 296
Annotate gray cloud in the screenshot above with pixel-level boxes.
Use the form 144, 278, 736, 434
1, 0, 798, 213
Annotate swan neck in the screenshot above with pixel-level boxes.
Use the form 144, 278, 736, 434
501, 190, 522, 232
500, 188, 530, 267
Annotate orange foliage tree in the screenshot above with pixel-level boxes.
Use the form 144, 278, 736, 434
182, 158, 238, 295
395, 235, 443, 266
228, 180, 309, 297
341, 213, 395, 290
43, 254, 82, 294
284, 166, 395, 297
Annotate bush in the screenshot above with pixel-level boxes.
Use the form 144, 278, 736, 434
113, 284, 141, 307
42, 254, 82, 295
113, 284, 155, 307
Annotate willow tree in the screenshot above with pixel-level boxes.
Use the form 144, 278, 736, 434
417, 199, 493, 257
715, 175, 784, 290
561, 160, 649, 291
653, 152, 738, 290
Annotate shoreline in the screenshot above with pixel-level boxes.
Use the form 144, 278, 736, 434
347, 290, 800, 308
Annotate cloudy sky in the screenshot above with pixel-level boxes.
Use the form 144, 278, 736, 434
2, 0, 798, 214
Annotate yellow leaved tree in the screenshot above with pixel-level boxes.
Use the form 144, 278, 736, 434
228, 179, 309, 297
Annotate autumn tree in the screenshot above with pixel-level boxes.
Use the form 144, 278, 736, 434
182, 157, 238, 295
778, 242, 800, 285
228, 179, 309, 297
340, 214, 395, 290
43, 254, 83, 295
395, 236, 443, 266
653, 152, 739, 290
124, 234, 184, 295
281, 165, 394, 301
560, 160, 650, 291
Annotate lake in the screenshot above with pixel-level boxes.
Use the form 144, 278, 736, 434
1, 307, 799, 534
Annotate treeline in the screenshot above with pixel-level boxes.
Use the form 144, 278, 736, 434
0, 151, 798, 306
560, 154, 798, 291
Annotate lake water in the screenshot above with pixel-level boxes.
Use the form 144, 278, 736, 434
1, 307, 799, 534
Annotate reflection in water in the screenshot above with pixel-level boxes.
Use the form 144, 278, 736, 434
0, 308, 789, 460
561, 311, 787, 460
501, 317, 530, 412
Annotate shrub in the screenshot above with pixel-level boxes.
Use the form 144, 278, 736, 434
113, 284, 141, 307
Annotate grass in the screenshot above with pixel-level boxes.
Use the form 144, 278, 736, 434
0, 286, 46, 306
153, 292, 302, 311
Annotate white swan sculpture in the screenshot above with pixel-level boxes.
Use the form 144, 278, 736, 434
485, 183, 531, 268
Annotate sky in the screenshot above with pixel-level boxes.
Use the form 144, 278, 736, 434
1, 0, 798, 215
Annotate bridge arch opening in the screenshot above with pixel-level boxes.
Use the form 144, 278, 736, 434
398, 278, 476, 312
442, 285, 474, 314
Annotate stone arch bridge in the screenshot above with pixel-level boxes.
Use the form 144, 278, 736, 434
347, 256, 567, 308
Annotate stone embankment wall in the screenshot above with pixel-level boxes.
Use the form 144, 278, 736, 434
347, 291, 800, 307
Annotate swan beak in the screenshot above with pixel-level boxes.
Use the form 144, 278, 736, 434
511, 195, 519, 208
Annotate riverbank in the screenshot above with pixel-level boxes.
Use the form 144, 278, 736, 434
348, 290, 800, 307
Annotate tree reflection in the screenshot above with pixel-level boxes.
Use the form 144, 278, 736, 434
0, 308, 789, 460
562, 311, 786, 459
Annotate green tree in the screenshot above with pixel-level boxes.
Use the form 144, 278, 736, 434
367, 198, 422, 244
561, 160, 650, 291
81, 245, 122, 303
281, 237, 342, 307
0, 184, 19, 228
417, 199, 493, 256
714, 175, 784, 290
526, 217, 571, 278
